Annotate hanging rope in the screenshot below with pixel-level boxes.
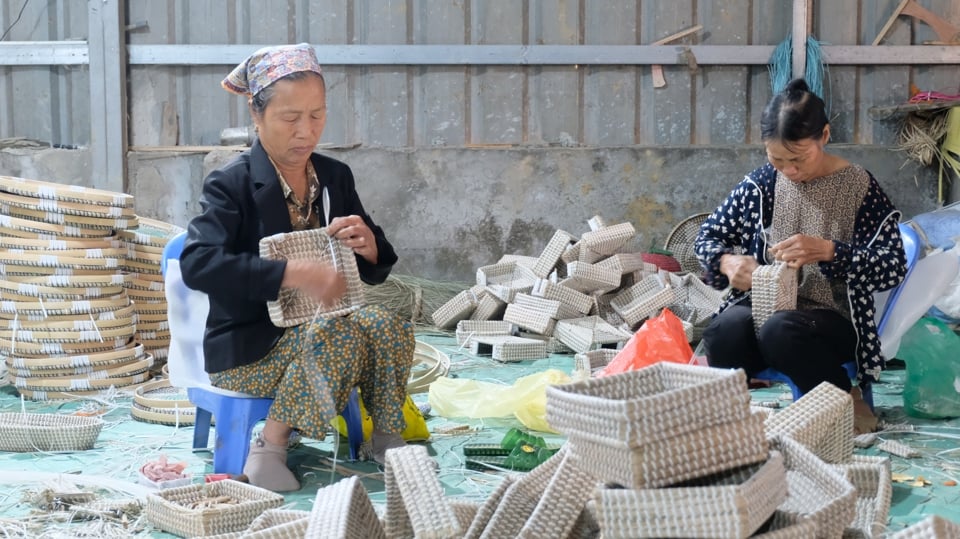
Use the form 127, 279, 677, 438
768, 34, 830, 113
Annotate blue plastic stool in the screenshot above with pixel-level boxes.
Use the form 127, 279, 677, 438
163, 231, 364, 476
189, 387, 363, 475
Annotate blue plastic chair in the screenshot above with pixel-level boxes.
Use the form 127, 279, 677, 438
162, 231, 364, 475
752, 223, 921, 409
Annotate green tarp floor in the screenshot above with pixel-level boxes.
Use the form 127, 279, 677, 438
1, 331, 959, 537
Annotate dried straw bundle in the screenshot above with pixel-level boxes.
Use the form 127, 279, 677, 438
363, 274, 471, 327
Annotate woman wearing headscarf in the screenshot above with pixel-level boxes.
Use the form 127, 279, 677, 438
694, 78, 907, 434
179, 43, 413, 491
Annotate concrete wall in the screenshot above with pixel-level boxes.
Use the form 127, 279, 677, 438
0, 145, 941, 282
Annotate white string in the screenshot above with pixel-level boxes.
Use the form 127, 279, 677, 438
10, 312, 16, 355
88, 314, 104, 343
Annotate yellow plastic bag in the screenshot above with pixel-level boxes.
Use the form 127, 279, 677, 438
334, 393, 430, 442
427, 369, 571, 433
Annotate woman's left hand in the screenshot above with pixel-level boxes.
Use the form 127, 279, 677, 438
328, 215, 379, 264
770, 234, 835, 268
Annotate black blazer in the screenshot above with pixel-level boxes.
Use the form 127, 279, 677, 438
179, 139, 397, 374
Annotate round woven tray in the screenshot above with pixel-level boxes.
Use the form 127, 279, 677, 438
0, 324, 135, 344
0, 235, 123, 251
0, 175, 134, 208
137, 337, 173, 351
135, 320, 169, 332
0, 302, 135, 321
7, 353, 151, 379
131, 379, 197, 426
8, 369, 151, 392
0, 265, 121, 277
0, 251, 124, 269
121, 259, 162, 274
132, 302, 169, 315
125, 278, 165, 292
136, 311, 170, 323
126, 287, 168, 301
3, 343, 144, 370
0, 190, 136, 218
0, 412, 104, 452
0, 282, 127, 299
0, 313, 134, 331
14, 379, 151, 401
0, 336, 132, 355
119, 217, 184, 247
0, 215, 116, 238
127, 272, 164, 283
125, 248, 165, 264
0, 293, 132, 316
3, 205, 138, 230
5, 274, 130, 288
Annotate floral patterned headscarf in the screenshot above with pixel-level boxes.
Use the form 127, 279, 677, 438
222, 43, 323, 97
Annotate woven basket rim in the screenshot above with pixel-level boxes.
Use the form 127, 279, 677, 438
0, 190, 136, 217
3, 204, 138, 229
0, 175, 134, 207
0, 214, 117, 238
0, 236, 124, 251
0, 411, 104, 452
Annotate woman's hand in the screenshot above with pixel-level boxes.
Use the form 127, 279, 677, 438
720, 254, 759, 291
770, 234, 835, 269
282, 259, 347, 307
328, 215, 378, 264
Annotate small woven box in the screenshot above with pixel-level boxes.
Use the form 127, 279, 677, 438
469, 291, 507, 321
768, 435, 857, 539
889, 515, 960, 539
259, 228, 365, 327
833, 455, 892, 539
0, 412, 103, 452
610, 274, 678, 328
455, 319, 513, 346
594, 451, 787, 538
765, 381, 854, 464
531, 279, 594, 315
554, 316, 631, 354
432, 289, 479, 329
572, 349, 618, 379
532, 230, 576, 278
561, 262, 621, 294
145, 479, 284, 538
578, 222, 636, 263
503, 303, 556, 336
751, 262, 798, 334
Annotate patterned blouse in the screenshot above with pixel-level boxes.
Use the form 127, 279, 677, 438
694, 162, 907, 382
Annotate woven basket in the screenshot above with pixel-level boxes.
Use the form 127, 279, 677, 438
889, 515, 960, 538
664, 212, 710, 275
0, 214, 116, 238
546, 363, 752, 449
145, 479, 284, 538
0, 189, 136, 218
477, 262, 537, 303
561, 262, 621, 294
568, 412, 769, 489
259, 228, 365, 327
468, 291, 507, 321
513, 292, 579, 320
455, 319, 513, 346
610, 274, 678, 328
503, 304, 556, 336
764, 381, 854, 464
768, 435, 857, 539
432, 289, 479, 329
668, 272, 724, 324
554, 316, 631, 353
573, 349, 618, 379
463, 477, 516, 539
0, 412, 103, 451
751, 262, 798, 334
594, 252, 648, 276
833, 455, 892, 539
517, 449, 600, 539
201, 509, 311, 539
383, 445, 461, 539
305, 476, 386, 539
751, 512, 819, 538
469, 335, 549, 362
579, 222, 636, 262
119, 217, 185, 247
4, 204, 136, 230
132, 379, 197, 426
3, 342, 144, 371
532, 230, 576, 278
0, 292, 132, 316
531, 279, 594, 315
593, 451, 787, 538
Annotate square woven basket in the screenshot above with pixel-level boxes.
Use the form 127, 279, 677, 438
751, 262, 797, 334
259, 228, 365, 327
554, 316, 631, 353
610, 274, 678, 328
833, 455, 892, 539
594, 451, 787, 538
146, 479, 284, 538
0, 412, 103, 452
568, 411, 769, 489
546, 362, 753, 448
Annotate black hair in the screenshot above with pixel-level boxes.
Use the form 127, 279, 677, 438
250, 70, 326, 116
760, 78, 828, 146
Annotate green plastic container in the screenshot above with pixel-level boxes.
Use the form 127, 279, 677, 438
898, 317, 960, 419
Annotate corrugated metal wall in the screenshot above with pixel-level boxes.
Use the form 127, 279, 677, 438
1, 0, 957, 148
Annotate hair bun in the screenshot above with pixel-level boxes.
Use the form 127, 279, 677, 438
784, 78, 810, 98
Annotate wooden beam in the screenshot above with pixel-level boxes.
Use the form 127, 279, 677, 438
88, 0, 128, 194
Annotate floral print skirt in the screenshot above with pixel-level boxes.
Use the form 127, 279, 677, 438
209, 305, 414, 440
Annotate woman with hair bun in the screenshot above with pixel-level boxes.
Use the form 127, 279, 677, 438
694, 78, 907, 433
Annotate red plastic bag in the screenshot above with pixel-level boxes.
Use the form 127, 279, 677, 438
599, 308, 693, 376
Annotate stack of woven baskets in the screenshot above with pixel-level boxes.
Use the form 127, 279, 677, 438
0, 175, 179, 401
432, 216, 723, 361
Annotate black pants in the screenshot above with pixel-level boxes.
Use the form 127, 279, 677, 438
702, 299, 857, 393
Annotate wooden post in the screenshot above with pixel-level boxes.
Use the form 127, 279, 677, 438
88, 0, 128, 193
792, 0, 810, 79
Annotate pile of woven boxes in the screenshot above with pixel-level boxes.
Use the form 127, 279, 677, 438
431, 217, 723, 362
